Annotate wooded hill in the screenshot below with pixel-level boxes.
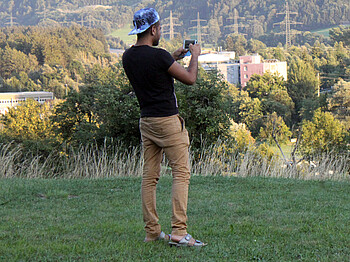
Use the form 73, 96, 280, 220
0, 0, 348, 39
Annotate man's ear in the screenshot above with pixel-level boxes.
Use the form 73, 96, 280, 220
151, 25, 156, 36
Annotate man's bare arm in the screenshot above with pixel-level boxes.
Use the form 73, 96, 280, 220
168, 44, 201, 85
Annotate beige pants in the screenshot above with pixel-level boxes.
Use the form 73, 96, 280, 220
139, 114, 190, 238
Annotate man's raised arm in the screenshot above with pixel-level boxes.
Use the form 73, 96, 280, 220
168, 44, 201, 85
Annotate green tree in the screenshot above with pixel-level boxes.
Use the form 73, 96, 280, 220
287, 58, 320, 121
329, 26, 350, 47
224, 33, 247, 56
207, 18, 221, 45
258, 112, 292, 145
52, 64, 140, 147
300, 109, 347, 157
176, 69, 233, 149
245, 73, 294, 124
328, 80, 350, 129
1, 99, 53, 141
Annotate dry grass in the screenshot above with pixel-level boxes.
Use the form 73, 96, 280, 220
0, 142, 348, 180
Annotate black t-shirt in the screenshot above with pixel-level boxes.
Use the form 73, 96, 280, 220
122, 45, 178, 117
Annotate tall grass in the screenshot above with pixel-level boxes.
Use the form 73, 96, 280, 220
0, 142, 348, 180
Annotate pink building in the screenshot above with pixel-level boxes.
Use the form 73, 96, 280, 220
239, 54, 287, 87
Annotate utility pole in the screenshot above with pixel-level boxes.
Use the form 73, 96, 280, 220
163, 11, 181, 40
225, 8, 246, 34
189, 12, 208, 44
5, 11, 18, 27
79, 14, 85, 26
274, 1, 302, 50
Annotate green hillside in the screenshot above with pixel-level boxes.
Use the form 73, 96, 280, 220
0, 0, 348, 42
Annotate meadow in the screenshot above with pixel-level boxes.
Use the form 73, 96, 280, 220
1, 176, 349, 261
0, 143, 349, 261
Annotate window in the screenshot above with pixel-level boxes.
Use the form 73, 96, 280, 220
244, 66, 248, 71
244, 74, 249, 79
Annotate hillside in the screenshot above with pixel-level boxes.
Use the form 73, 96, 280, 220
0, 0, 348, 42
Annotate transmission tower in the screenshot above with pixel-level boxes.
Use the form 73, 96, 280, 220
225, 8, 246, 34
163, 11, 181, 40
274, 1, 302, 49
5, 11, 18, 27
189, 12, 208, 43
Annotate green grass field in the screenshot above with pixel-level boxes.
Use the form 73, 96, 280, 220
108, 24, 136, 46
1, 176, 349, 261
311, 27, 335, 37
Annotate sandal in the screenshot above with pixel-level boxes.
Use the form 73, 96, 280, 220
169, 234, 207, 247
144, 231, 171, 242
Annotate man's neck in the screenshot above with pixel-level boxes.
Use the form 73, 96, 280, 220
135, 37, 153, 47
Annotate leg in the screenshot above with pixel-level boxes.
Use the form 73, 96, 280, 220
163, 135, 190, 237
141, 136, 163, 239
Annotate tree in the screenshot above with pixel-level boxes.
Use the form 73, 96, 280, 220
258, 112, 292, 145
246, 39, 266, 54
245, 73, 294, 125
175, 69, 233, 150
300, 109, 347, 157
224, 33, 247, 56
1, 99, 53, 141
287, 58, 320, 121
52, 64, 140, 147
207, 18, 221, 45
329, 26, 350, 47
328, 80, 350, 129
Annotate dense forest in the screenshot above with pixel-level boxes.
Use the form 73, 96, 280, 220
0, 0, 349, 46
0, 26, 110, 98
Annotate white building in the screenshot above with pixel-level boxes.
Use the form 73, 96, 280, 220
196, 52, 287, 87
0, 91, 54, 115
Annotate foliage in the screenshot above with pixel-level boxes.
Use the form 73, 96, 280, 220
328, 80, 350, 129
0, 26, 110, 98
224, 33, 247, 56
329, 26, 350, 46
257, 112, 292, 145
300, 109, 348, 157
1, 0, 349, 47
0, 99, 53, 141
52, 64, 140, 148
228, 121, 255, 153
287, 57, 320, 121
175, 69, 233, 150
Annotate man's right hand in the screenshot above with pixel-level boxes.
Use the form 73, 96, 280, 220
189, 43, 201, 57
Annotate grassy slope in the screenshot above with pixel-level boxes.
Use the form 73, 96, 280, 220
0, 176, 349, 261
108, 24, 136, 46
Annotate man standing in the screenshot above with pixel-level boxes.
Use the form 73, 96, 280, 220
122, 8, 206, 247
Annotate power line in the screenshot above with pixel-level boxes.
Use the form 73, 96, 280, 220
225, 8, 247, 35
5, 11, 18, 27
163, 11, 181, 40
189, 12, 208, 43
274, 1, 302, 50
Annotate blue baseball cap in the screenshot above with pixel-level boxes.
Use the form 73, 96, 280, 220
128, 8, 160, 35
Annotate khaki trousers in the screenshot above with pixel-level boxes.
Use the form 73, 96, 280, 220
139, 114, 190, 238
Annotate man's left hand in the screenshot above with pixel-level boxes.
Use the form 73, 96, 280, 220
172, 47, 187, 61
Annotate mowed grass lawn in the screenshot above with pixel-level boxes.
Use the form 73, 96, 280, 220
1, 176, 349, 261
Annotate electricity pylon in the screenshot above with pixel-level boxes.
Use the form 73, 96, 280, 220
163, 11, 181, 40
225, 8, 246, 34
5, 11, 18, 27
189, 12, 208, 43
274, 1, 302, 49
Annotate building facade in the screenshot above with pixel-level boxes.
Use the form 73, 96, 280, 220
0, 91, 54, 115
197, 52, 287, 87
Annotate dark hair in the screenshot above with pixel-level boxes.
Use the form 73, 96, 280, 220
137, 22, 159, 40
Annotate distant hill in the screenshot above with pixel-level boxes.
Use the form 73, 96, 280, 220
0, 0, 348, 45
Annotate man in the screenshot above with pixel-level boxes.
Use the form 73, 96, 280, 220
122, 8, 206, 247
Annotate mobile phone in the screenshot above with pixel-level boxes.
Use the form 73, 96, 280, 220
183, 39, 198, 50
